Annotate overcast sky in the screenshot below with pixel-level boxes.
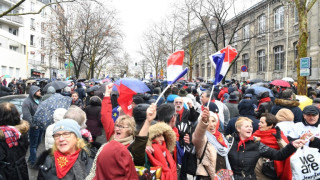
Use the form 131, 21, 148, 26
110, 0, 261, 62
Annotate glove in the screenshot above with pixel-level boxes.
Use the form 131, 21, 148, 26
272, 126, 281, 140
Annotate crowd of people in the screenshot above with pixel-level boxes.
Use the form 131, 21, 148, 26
1, 77, 320, 179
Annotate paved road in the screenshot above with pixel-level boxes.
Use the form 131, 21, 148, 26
27, 130, 107, 179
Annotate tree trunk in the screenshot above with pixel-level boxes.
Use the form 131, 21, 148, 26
296, 6, 308, 95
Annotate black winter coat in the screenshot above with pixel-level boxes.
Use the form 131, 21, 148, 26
37, 148, 95, 180
0, 120, 30, 180
84, 96, 102, 137
71, 99, 83, 109
255, 101, 273, 118
228, 133, 297, 180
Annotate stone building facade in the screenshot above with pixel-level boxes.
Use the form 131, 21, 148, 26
185, 0, 320, 82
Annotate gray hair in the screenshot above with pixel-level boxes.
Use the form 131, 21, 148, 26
63, 105, 87, 129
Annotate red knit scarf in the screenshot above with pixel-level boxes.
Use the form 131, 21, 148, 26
54, 149, 81, 179
146, 141, 177, 180
176, 108, 184, 122
257, 97, 271, 110
237, 135, 254, 151
253, 129, 292, 180
213, 116, 228, 148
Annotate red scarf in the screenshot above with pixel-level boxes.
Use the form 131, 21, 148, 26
253, 129, 292, 180
146, 141, 177, 180
176, 108, 184, 122
237, 135, 254, 151
54, 149, 81, 179
257, 97, 271, 110
213, 115, 228, 148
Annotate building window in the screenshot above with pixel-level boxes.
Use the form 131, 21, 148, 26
243, 54, 249, 72
9, 28, 18, 36
258, 15, 266, 34
207, 62, 211, 77
232, 32, 238, 48
243, 24, 250, 41
232, 61, 237, 74
30, 2, 35, 11
294, 7, 298, 24
41, 54, 45, 64
41, 22, 45, 33
201, 64, 205, 77
9, 45, 18, 51
30, 35, 34, 46
274, 45, 284, 70
274, 6, 284, 30
30, 18, 35, 30
258, 50, 266, 72
41, 38, 45, 48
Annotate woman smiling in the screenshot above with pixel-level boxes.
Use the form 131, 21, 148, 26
37, 119, 95, 180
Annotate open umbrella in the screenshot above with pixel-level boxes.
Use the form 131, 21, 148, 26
43, 81, 68, 92
249, 78, 264, 84
250, 82, 268, 88
112, 78, 150, 93
248, 86, 274, 97
33, 94, 72, 129
282, 77, 294, 82
270, 80, 290, 87
296, 95, 313, 110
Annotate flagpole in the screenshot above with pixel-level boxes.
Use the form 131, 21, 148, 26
207, 83, 216, 108
155, 85, 170, 105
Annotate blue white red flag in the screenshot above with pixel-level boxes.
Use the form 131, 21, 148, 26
167, 50, 185, 84
209, 45, 237, 85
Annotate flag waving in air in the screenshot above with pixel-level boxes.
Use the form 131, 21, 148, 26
209, 45, 238, 85
167, 50, 187, 85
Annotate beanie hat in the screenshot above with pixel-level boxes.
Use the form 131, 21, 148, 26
276, 108, 294, 122
53, 119, 81, 138
133, 96, 144, 105
53, 108, 68, 123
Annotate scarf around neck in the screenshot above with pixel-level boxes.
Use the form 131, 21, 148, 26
253, 129, 289, 149
237, 135, 254, 151
0, 126, 21, 148
54, 149, 81, 179
114, 135, 134, 147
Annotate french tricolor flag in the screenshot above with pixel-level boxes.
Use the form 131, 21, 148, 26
167, 50, 188, 85
209, 45, 237, 85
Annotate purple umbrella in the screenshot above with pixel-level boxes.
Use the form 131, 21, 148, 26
112, 78, 150, 93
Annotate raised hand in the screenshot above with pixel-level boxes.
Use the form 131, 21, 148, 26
104, 83, 113, 97
201, 107, 209, 123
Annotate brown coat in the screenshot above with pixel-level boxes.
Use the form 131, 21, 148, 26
192, 120, 217, 180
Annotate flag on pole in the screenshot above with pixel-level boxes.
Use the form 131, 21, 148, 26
167, 50, 184, 84
209, 45, 238, 85
114, 82, 137, 115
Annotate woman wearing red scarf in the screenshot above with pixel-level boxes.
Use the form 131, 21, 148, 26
228, 117, 306, 180
192, 107, 232, 180
37, 119, 95, 180
146, 122, 177, 180
253, 113, 292, 180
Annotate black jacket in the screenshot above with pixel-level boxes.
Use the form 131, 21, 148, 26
22, 86, 41, 127
228, 133, 297, 180
74, 83, 86, 101
0, 85, 13, 97
271, 98, 303, 123
71, 99, 83, 109
84, 96, 102, 137
37, 148, 96, 180
0, 120, 30, 180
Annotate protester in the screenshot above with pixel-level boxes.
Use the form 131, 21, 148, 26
253, 113, 292, 180
192, 107, 232, 179
228, 117, 306, 179
74, 82, 86, 101
275, 108, 295, 137
0, 102, 30, 179
255, 91, 273, 118
85, 140, 138, 180
225, 92, 240, 118
42, 86, 55, 101
271, 89, 303, 123
146, 122, 177, 180
71, 92, 83, 109
101, 83, 154, 166
37, 119, 95, 179
22, 85, 42, 167
45, 108, 68, 150
84, 96, 102, 141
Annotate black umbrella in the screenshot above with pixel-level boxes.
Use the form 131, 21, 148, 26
86, 85, 99, 93
43, 81, 68, 92
249, 78, 264, 84
96, 83, 111, 93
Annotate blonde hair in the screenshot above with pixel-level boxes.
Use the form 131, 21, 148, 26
235, 117, 253, 130
115, 115, 136, 136
52, 136, 88, 155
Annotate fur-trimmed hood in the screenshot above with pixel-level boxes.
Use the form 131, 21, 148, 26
0, 120, 29, 139
147, 122, 176, 152
274, 98, 300, 107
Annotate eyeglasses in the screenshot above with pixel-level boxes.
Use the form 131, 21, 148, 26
53, 132, 72, 139
115, 124, 129, 130
174, 101, 183, 104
